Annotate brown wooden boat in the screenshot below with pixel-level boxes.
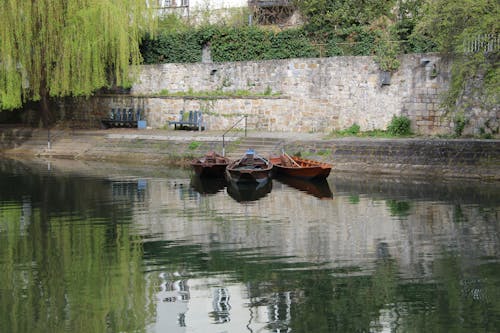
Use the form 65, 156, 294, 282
269, 152, 332, 180
190, 151, 231, 178
225, 149, 273, 184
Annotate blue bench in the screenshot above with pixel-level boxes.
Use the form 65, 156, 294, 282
168, 110, 205, 131
101, 108, 142, 128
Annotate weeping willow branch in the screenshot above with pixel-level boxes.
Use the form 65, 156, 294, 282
0, 0, 157, 122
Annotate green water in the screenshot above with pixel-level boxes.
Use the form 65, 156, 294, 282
0, 158, 499, 333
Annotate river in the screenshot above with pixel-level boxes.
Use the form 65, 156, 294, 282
0, 158, 499, 333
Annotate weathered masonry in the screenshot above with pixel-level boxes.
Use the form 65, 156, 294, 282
62, 54, 497, 136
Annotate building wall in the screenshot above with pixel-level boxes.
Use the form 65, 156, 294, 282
189, 0, 248, 10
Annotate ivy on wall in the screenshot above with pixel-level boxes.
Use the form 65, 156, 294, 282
140, 26, 319, 64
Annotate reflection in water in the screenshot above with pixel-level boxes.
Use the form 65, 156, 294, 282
0, 158, 499, 333
190, 175, 227, 195
274, 175, 333, 199
210, 288, 231, 324
226, 179, 273, 202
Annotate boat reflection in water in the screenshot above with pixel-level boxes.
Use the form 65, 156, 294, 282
226, 179, 273, 203
190, 175, 227, 195
274, 175, 333, 199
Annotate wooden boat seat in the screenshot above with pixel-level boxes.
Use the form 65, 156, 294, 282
280, 155, 293, 167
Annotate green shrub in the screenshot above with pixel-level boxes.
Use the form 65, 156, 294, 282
188, 141, 201, 150
453, 114, 467, 137
344, 123, 361, 135
140, 31, 202, 64
387, 115, 411, 136
266, 28, 319, 59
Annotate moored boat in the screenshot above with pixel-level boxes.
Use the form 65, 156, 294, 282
269, 152, 332, 180
190, 151, 231, 178
225, 149, 273, 184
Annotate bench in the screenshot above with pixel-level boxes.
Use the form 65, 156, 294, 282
101, 108, 143, 128
168, 110, 205, 131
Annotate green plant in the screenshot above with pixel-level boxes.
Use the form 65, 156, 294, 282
345, 123, 361, 135
387, 200, 411, 217
264, 86, 272, 96
387, 115, 411, 136
453, 113, 467, 137
348, 195, 360, 204
188, 141, 201, 150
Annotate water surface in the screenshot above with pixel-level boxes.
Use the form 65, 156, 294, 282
1, 158, 499, 333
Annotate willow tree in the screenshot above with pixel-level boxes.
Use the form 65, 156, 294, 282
0, 0, 157, 126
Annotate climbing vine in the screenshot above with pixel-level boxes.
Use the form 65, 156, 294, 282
415, 0, 499, 135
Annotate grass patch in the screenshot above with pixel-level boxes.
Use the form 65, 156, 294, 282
328, 118, 414, 138
152, 88, 282, 98
188, 141, 201, 150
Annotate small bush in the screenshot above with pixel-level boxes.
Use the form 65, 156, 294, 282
188, 141, 201, 150
453, 114, 467, 137
387, 115, 411, 136
344, 123, 361, 135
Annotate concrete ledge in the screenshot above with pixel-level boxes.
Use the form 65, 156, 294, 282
1, 128, 499, 180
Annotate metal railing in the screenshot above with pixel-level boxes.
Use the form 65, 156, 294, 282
222, 115, 247, 157
464, 34, 499, 54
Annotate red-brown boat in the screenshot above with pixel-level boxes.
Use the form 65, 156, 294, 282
190, 152, 231, 178
269, 153, 332, 180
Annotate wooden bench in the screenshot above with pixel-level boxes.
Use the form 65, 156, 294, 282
168, 110, 205, 131
101, 108, 143, 128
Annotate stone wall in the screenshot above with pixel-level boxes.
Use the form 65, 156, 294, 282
58, 54, 496, 136
290, 138, 500, 180
127, 54, 452, 134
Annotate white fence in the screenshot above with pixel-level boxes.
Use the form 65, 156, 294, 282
464, 34, 499, 54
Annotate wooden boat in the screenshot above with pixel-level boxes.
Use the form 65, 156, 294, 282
225, 149, 273, 184
190, 151, 231, 178
269, 152, 332, 180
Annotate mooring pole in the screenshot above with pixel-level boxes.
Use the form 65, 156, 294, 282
47, 128, 51, 150
222, 135, 226, 157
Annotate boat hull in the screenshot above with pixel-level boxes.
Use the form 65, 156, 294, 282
225, 158, 273, 184
190, 152, 231, 178
191, 163, 228, 178
270, 155, 332, 180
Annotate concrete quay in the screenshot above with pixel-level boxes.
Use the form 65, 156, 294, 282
1, 127, 499, 180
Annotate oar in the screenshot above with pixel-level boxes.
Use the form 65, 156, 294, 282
283, 151, 301, 167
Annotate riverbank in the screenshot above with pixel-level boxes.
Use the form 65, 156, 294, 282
1, 126, 499, 180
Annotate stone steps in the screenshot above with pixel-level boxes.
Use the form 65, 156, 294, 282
225, 137, 285, 160
39, 137, 96, 158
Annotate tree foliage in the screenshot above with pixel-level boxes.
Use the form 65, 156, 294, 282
416, 0, 499, 54
0, 0, 156, 124
416, 0, 499, 122
294, 0, 397, 40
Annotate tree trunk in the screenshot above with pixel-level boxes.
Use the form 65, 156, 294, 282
39, 79, 52, 128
